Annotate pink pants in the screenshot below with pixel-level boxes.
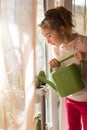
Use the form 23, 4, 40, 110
66, 97, 87, 130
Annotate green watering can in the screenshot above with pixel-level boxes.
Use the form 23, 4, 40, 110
37, 54, 85, 97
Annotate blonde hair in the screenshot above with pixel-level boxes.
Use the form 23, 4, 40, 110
39, 6, 75, 35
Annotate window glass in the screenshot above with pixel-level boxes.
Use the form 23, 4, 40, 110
72, 0, 87, 35
35, 0, 46, 121
54, 0, 61, 7
36, 0, 45, 75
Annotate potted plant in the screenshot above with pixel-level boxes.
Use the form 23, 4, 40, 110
34, 112, 41, 130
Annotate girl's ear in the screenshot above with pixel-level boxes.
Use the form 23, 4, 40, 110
59, 26, 65, 35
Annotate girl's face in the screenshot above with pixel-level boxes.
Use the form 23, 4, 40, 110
41, 28, 63, 46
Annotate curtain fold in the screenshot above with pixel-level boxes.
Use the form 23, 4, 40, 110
0, 0, 37, 130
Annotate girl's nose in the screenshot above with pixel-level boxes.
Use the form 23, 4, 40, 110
47, 38, 51, 44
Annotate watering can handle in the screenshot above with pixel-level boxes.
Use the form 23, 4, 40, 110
59, 54, 74, 63
50, 54, 74, 73
50, 54, 84, 77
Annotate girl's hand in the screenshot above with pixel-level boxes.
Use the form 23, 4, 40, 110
74, 51, 86, 62
49, 58, 60, 68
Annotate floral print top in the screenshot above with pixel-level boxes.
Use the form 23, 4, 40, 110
52, 34, 87, 101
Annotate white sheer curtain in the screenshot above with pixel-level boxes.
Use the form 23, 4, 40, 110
0, 0, 37, 130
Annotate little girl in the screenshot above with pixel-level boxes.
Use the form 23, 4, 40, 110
39, 6, 87, 130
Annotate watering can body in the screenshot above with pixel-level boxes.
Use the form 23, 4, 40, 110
51, 63, 85, 97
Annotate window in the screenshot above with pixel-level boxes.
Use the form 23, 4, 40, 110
72, 0, 87, 35
36, 0, 46, 74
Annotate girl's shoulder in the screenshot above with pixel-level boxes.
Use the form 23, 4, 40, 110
75, 34, 87, 51
76, 34, 87, 42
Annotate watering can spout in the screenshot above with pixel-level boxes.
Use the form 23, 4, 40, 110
36, 75, 57, 91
